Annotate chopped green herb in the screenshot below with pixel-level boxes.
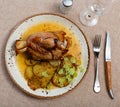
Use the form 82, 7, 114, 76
64, 57, 69, 62
58, 69, 64, 75
73, 72, 77, 77
70, 57, 76, 64
63, 64, 70, 71
58, 78, 66, 87
66, 75, 72, 82
80, 67, 85, 72
41, 71, 49, 77
69, 68, 75, 75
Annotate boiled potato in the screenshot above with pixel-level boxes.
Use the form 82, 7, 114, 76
33, 64, 43, 78
39, 77, 49, 88
28, 76, 41, 90
24, 66, 33, 80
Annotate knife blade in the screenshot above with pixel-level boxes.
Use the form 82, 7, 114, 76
105, 31, 114, 99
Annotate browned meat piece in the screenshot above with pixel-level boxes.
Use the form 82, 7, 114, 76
27, 32, 58, 49
27, 47, 52, 60
15, 31, 72, 60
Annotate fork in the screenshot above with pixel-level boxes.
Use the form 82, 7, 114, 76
93, 35, 101, 93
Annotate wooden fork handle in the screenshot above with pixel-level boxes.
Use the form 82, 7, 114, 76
105, 61, 114, 99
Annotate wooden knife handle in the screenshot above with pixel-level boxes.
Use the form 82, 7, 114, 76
105, 61, 112, 90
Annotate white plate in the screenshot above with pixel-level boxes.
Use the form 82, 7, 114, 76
5, 13, 90, 98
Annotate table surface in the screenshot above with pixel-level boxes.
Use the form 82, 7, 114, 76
0, 0, 120, 107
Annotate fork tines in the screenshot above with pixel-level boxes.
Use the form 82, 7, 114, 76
93, 35, 101, 49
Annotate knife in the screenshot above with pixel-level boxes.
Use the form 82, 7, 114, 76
105, 31, 114, 99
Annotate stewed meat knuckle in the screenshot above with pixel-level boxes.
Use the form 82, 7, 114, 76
15, 31, 71, 60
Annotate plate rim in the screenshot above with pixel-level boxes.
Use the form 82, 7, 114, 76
5, 12, 90, 99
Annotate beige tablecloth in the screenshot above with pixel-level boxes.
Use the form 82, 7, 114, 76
0, 0, 120, 107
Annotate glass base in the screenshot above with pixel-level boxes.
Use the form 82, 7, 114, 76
80, 10, 99, 26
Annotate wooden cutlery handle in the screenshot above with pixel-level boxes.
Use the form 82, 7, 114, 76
105, 61, 112, 90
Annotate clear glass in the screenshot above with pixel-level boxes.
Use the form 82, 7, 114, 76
80, 0, 113, 26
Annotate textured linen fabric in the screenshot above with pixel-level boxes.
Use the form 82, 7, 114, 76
0, 0, 120, 107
